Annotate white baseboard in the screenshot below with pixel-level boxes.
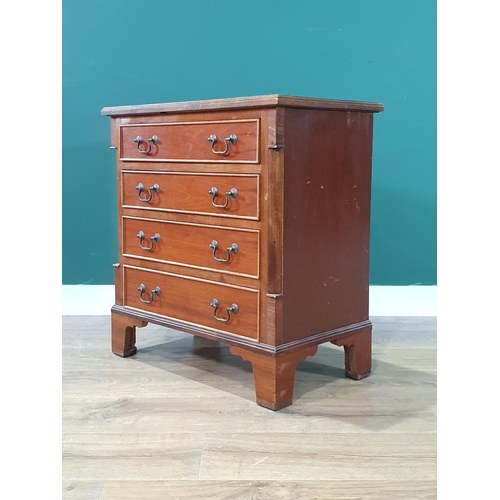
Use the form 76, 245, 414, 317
62, 285, 436, 316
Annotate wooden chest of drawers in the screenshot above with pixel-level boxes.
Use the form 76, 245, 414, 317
102, 95, 383, 410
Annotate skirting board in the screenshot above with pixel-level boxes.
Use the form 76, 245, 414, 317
62, 285, 436, 316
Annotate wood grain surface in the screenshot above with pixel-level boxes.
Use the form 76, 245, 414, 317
63, 315, 436, 499
122, 266, 260, 340
101, 94, 384, 116
281, 108, 374, 341
122, 216, 260, 278
121, 172, 259, 219
120, 119, 259, 163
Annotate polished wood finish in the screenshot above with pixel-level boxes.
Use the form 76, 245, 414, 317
120, 119, 259, 163
121, 171, 259, 219
123, 265, 260, 341
101, 94, 384, 116
281, 108, 374, 341
230, 345, 318, 410
331, 325, 372, 380
122, 217, 260, 278
102, 95, 383, 409
111, 311, 148, 357
63, 315, 436, 498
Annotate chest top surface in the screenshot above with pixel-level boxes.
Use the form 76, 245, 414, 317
101, 94, 384, 117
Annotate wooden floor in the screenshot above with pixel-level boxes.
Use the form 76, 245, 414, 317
62, 316, 436, 499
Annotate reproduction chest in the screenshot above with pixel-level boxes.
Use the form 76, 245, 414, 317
101, 94, 383, 410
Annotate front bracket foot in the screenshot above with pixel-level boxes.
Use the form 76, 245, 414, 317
229, 345, 318, 410
111, 311, 148, 357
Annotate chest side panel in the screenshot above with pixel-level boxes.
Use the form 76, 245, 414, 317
282, 108, 374, 343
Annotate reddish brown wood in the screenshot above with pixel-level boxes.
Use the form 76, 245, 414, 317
118, 108, 263, 126
111, 311, 148, 357
123, 266, 259, 341
109, 118, 118, 149
101, 94, 384, 116
121, 172, 259, 219
103, 95, 382, 409
265, 293, 284, 346
118, 162, 262, 175
230, 345, 318, 410
122, 217, 259, 278
120, 119, 259, 163
265, 107, 285, 295
331, 325, 372, 380
121, 206, 261, 229
113, 264, 123, 305
281, 108, 374, 342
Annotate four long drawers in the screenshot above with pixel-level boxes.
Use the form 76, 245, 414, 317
120, 115, 261, 341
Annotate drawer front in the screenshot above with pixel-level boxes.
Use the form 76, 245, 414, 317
122, 172, 259, 219
120, 119, 259, 163
123, 266, 259, 340
123, 217, 260, 278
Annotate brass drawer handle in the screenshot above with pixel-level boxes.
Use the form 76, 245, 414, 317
210, 299, 239, 323
208, 187, 238, 208
137, 284, 161, 304
209, 240, 238, 263
137, 231, 160, 251
133, 135, 158, 155
208, 133, 237, 155
136, 182, 159, 203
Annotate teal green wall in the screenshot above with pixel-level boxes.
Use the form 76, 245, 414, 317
63, 0, 436, 285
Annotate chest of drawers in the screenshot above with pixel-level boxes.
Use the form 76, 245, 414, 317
101, 95, 383, 410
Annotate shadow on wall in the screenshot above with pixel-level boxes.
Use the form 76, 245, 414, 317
370, 183, 436, 285
62, 143, 118, 284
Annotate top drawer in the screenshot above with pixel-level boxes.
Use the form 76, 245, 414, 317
120, 119, 260, 163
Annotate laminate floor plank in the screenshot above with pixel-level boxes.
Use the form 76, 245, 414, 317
198, 432, 436, 481
62, 479, 437, 500
62, 315, 437, 499
63, 433, 204, 481
62, 480, 105, 499
63, 396, 436, 434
